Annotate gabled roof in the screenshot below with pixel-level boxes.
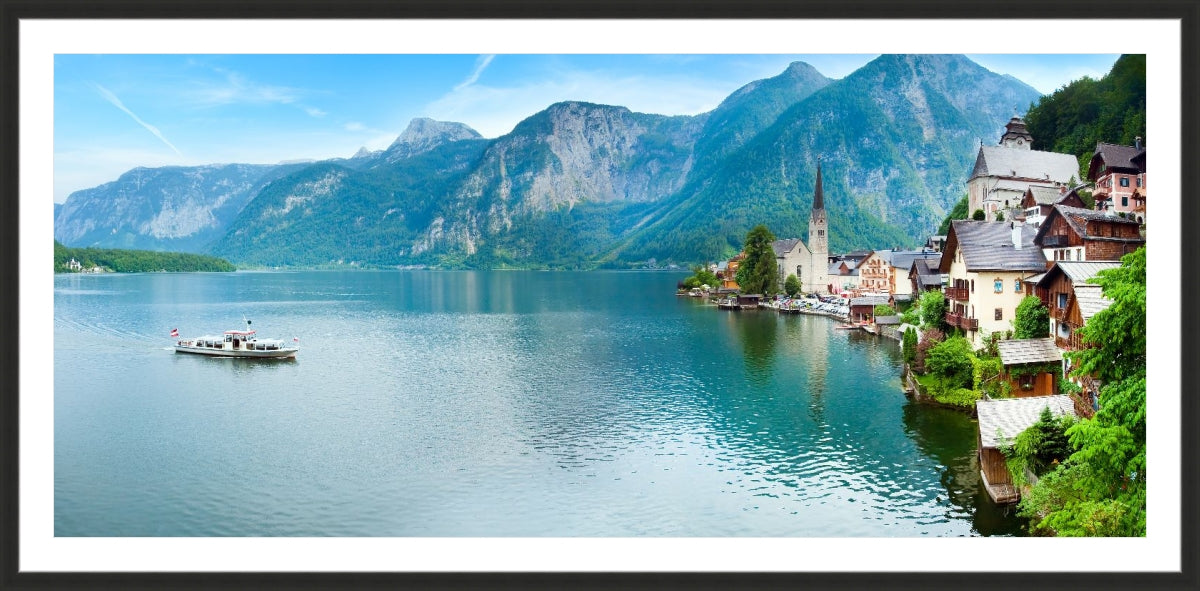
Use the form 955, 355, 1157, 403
970, 145, 1080, 184
874, 315, 901, 325
998, 338, 1062, 366
911, 257, 944, 287
771, 238, 805, 257
890, 250, 941, 272
941, 220, 1047, 273
1034, 204, 1145, 246
977, 395, 1077, 448
1025, 185, 1065, 206
1088, 142, 1144, 179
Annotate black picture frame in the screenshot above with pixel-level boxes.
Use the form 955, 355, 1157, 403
3, 1, 1196, 589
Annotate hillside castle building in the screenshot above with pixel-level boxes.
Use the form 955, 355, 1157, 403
773, 162, 831, 294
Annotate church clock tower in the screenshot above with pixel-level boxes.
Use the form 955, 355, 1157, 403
807, 161, 830, 294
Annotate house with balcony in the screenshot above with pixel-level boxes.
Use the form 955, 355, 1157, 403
1088, 140, 1146, 222
967, 116, 1080, 222
1034, 204, 1145, 264
1034, 261, 1120, 417
939, 220, 1047, 349
856, 250, 893, 294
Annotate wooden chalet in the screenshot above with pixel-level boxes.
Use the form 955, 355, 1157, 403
997, 338, 1062, 397
976, 395, 1077, 504
1034, 204, 1144, 264
908, 256, 944, 295
1034, 261, 1120, 417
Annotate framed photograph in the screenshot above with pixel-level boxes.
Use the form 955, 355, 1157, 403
5, 1, 1194, 588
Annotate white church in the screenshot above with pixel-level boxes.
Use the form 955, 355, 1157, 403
772, 162, 831, 294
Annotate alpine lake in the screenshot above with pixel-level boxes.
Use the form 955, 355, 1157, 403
54, 270, 1027, 537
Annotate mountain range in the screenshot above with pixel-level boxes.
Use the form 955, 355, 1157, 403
54, 54, 1042, 268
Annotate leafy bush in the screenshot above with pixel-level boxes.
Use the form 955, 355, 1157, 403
913, 328, 945, 374
925, 335, 975, 390
972, 209, 986, 221
973, 356, 1010, 398
934, 387, 983, 408
873, 304, 895, 317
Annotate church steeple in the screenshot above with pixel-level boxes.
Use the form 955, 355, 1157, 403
813, 160, 825, 211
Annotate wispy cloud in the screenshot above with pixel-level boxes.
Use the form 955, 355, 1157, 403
454, 54, 495, 92
344, 121, 366, 132
92, 84, 182, 156
187, 68, 302, 107
303, 106, 327, 118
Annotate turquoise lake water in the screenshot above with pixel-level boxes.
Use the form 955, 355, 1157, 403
53, 270, 1025, 536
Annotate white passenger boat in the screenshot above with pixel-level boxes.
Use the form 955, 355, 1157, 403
172, 319, 298, 358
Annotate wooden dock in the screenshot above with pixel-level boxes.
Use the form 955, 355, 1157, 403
980, 470, 1020, 505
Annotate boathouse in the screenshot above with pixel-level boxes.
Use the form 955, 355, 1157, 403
997, 338, 1062, 397
976, 395, 1077, 504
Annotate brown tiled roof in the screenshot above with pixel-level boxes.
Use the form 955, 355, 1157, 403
1034, 205, 1144, 246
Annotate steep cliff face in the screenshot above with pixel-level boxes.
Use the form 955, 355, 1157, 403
53, 163, 301, 251
410, 102, 704, 258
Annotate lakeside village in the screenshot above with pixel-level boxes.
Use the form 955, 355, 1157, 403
678, 117, 1148, 534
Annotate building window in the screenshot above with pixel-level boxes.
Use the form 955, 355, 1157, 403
971, 279, 975, 293
1121, 196, 1128, 207
1120, 177, 1130, 187
995, 308, 1003, 321
1014, 280, 1022, 293
1057, 293, 1067, 308
1137, 177, 1142, 187
994, 279, 1003, 293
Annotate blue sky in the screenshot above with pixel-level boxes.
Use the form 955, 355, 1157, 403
53, 53, 1120, 203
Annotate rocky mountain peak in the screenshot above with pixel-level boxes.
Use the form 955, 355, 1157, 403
387, 118, 482, 153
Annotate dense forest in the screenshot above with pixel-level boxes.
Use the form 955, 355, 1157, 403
54, 241, 235, 273
1023, 54, 1146, 178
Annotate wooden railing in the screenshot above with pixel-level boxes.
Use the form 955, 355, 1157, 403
945, 287, 969, 302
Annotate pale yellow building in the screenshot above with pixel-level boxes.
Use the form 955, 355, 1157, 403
940, 220, 1048, 349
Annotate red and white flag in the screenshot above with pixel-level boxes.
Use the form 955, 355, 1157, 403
170, 328, 179, 338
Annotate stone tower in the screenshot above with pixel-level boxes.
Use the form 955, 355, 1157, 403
807, 161, 830, 293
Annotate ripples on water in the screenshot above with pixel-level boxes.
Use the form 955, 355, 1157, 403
53, 271, 1025, 537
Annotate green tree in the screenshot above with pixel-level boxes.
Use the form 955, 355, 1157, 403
925, 336, 976, 390
783, 273, 801, 296
902, 327, 918, 365
1019, 247, 1146, 536
918, 290, 947, 331
1013, 295, 1051, 339
995, 211, 1005, 222
1004, 406, 1076, 487
734, 225, 778, 295
972, 209, 986, 221
873, 304, 895, 317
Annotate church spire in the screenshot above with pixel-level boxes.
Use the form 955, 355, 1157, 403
813, 159, 825, 211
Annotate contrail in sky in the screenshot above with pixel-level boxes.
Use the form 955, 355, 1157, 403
454, 55, 495, 91
93, 83, 183, 156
